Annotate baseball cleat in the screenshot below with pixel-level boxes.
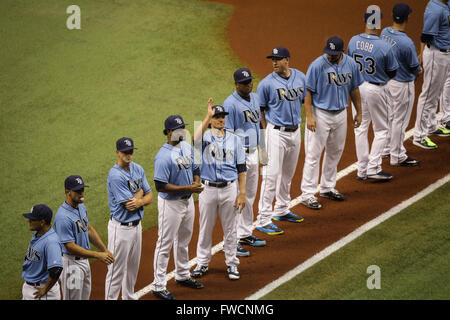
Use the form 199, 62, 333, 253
397, 157, 419, 167
357, 174, 367, 180
227, 266, 240, 280
272, 211, 304, 223
191, 265, 208, 278
152, 289, 175, 300
176, 278, 204, 289
255, 222, 284, 235
239, 235, 266, 247
236, 243, 250, 257
319, 190, 345, 201
367, 171, 393, 180
300, 197, 322, 210
445, 122, 450, 130
413, 137, 437, 149
430, 127, 450, 136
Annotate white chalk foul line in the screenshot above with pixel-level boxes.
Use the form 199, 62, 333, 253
136, 129, 416, 299
246, 172, 450, 300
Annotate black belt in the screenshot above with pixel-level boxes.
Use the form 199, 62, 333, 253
427, 43, 450, 53
180, 194, 191, 200
369, 82, 386, 86
111, 217, 140, 227
202, 179, 234, 188
63, 254, 84, 260
273, 125, 298, 132
26, 281, 41, 286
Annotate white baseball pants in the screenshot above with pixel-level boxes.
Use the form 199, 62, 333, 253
196, 181, 239, 268
150, 196, 195, 291
414, 45, 450, 141
439, 69, 450, 125
236, 148, 259, 240
105, 218, 142, 300
301, 107, 347, 199
61, 254, 91, 300
386, 79, 415, 165
353, 82, 389, 176
22, 281, 61, 300
257, 123, 300, 227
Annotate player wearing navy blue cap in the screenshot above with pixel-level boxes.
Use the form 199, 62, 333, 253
150, 115, 204, 300
300, 36, 363, 209
105, 138, 153, 300
381, 3, 421, 167
192, 99, 246, 281
22, 204, 63, 300
223, 68, 267, 258
413, 0, 450, 149
54, 175, 114, 300
348, 6, 399, 181
255, 46, 306, 236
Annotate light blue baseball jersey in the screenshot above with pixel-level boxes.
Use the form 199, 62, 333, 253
422, 0, 450, 50
257, 68, 307, 127
154, 141, 199, 200
348, 33, 399, 84
54, 202, 90, 255
199, 130, 246, 182
223, 91, 261, 148
306, 54, 364, 111
22, 228, 63, 283
381, 27, 420, 82
107, 162, 151, 223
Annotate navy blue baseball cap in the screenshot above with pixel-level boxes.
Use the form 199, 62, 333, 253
393, 3, 412, 22
23, 204, 53, 224
212, 105, 229, 116
164, 115, 186, 131
234, 68, 254, 83
65, 175, 89, 191
323, 36, 344, 55
266, 46, 290, 59
116, 137, 137, 152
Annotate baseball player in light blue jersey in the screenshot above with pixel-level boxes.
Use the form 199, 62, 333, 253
22, 204, 63, 300
348, 7, 399, 181
105, 137, 153, 300
192, 99, 246, 281
413, 0, 450, 149
223, 68, 267, 257
381, 3, 421, 167
300, 36, 363, 210
150, 115, 204, 300
54, 175, 114, 300
255, 46, 305, 236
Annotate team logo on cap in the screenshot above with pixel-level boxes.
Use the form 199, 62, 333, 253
242, 71, 250, 77
76, 178, 83, 185
216, 106, 224, 112
273, 48, 278, 54
175, 118, 182, 125
124, 139, 132, 146
329, 42, 336, 50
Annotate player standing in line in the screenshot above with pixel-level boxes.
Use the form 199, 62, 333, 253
223, 68, 267, 257
255, 46, 306, 235
413, 0, 450, 149
22, 204, 63, 300
348, 7, 399, 181
439, 74, 450, 130
105, 138, 153, 300
54, 175, 115, 300
191, 99, 246, 281
300, 36, 363, 210
381, 3, 421, 167
150, 115, 204, 300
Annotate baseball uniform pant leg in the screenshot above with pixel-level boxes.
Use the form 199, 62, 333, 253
174, 197, 195, 281
197, 185, 219, 266
237, 150, 259, 239
22, 281, 61, 300
219, 182, 239, 267
353, 82, 372, 177
273, 128, 301, 217
105, 219, 141, 300
383, 80, 394, 156
319, 108, 347, 193
257, 124, 281, 227
439, 68, 450, 125
301, 107, 328, 200
61, 255, 91, 300
414, 46, 449, 141
388, 80, 415, 164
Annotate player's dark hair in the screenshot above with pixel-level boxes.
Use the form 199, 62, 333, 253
163, 129, 168, 136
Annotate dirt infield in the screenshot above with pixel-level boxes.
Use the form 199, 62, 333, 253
90, 0, 449, 300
